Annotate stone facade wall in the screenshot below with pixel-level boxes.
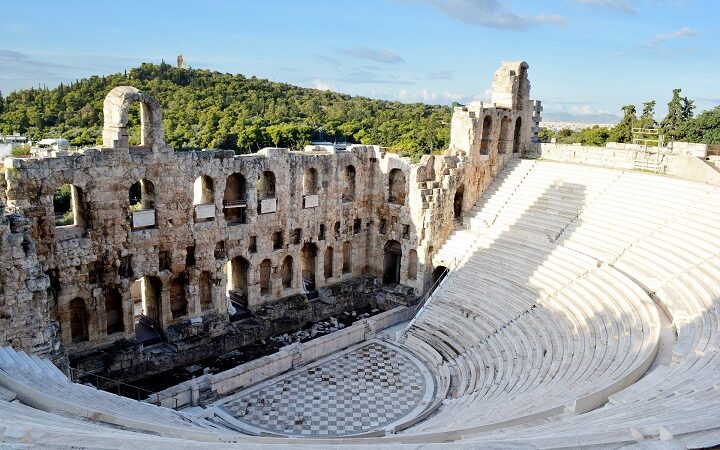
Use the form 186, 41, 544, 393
0, 200, 60, 359
0, 61, 536, 364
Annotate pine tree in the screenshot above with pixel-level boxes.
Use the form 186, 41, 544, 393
661, 89, 686, 138
610, 104, 636, 143
0, 90, 4, 116
638, 101, 656, 129
681, 96, 695, 121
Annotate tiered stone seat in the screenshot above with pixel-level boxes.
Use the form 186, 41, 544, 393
0, 395, 218, 447
465, 158, 536, 228
0, 346, 233, 443
398, 160, 720, 446
4, 159, 720, 448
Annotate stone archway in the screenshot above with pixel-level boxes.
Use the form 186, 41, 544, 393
431, 265, 448, 293
102, 86, 165, 151
301, 243, 318, 287
383, 240, 402, 285
453, 184, 465, 219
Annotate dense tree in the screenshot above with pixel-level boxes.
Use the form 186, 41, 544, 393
537, 127, 554, 142
0, 63, 452, 162
4, 64, 718, 154
638, 101, 657, 129
609, 104, 636, 143
685, 106, 720, 144
660, 88, 694, 139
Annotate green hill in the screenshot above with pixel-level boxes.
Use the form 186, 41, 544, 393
0, 62, 452, 161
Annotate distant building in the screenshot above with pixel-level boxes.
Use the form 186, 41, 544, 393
34, 138, 70, 157
177, 54, 186, 69
305, 141, 349, 152
0, 133, 30, 158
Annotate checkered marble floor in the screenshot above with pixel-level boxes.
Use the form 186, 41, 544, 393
212, 341, 435, 437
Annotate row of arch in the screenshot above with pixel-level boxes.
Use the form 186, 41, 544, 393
53, 165, 408, 230
480, 115, 523, 156
67, 274, 209, 344
226, 241, 355, 300
66, 238, 420, 343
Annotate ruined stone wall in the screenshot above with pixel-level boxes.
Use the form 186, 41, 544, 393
0, 199, 60, 359
0, 61, 536, 360
412, 61, 536, 279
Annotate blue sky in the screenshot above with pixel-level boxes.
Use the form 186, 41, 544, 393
2, 0, 718, 122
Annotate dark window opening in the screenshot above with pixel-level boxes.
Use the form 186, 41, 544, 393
159, 250, 171, 272
272, 231, 283, 250
214, 241, 226, 260
185, 246, 196, 266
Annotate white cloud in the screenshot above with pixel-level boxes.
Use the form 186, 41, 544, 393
428, 70, 454, 80
312, 79, 335, 91
573, 0, 638, 14
414, 0, 565, 30
443, 90, 464, 102
473, 88, 493, 103
397, 88, 438, 102
570, 105, 611, 115
396, 88, 467, 103
339, 47, 404, 64
645, 26, 698, 47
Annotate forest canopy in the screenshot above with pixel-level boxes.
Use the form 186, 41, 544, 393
0, 62, 452, 162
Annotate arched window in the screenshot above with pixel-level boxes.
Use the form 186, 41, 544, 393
324, 246, 334, 279
104, 289, 124, 334
53, 184, 86, 228
388, 169, 406, 205
301, 243, 318, 285
383, 240, 402, 285
102, 86, 165, 151
480, 115, 492, 155
170, 276, 188, 319
342, 241, 352, 274
129, 179, 155, 210
258, 171, 277, 214
342, 165, 356, 202
193, 175, 214, 205
223, 173, 247, 225
513, 117, 522, 153
131, 276, 162, 342
258, 171, 276, 199
281, 255, 293, 289
129, 179, 156, 229
408, 249, 418, 280
498, 116, 512, 154
303, 168, 318, 195
225, 256, 249, 304
199, 271, 213, 311
194, 175, 215, 222
259, 259, 272, 295
69, 297, 89, 343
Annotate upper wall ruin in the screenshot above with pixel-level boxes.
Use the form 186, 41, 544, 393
0, 61, 537, 361
102, 86, 166, 151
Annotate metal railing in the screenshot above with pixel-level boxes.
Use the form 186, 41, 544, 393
68, 366, 179, 409
222, 199, 247, 207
